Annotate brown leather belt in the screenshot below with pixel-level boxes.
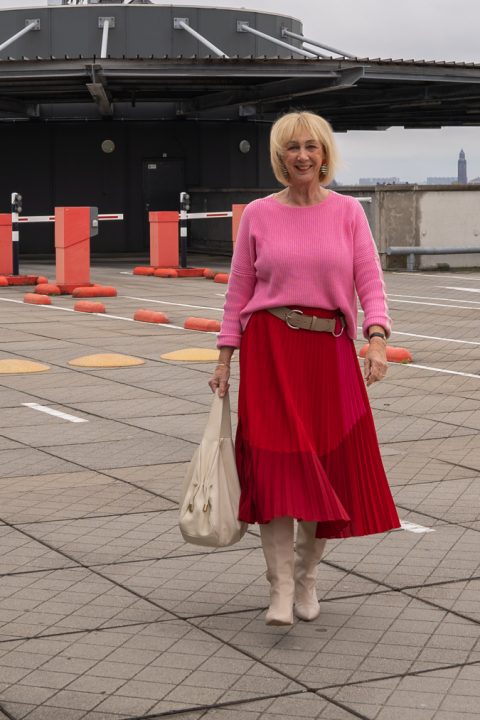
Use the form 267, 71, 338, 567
267, 307, 345, 336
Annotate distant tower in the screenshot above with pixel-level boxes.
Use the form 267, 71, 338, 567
458, 149, 467, 184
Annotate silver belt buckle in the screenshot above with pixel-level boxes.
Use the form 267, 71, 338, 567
285, 308, 303, 329
332, 317, 344, 337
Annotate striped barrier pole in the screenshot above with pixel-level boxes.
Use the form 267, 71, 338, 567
10, 192, 22, 276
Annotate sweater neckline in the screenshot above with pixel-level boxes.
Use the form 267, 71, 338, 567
267, 190, 336, 209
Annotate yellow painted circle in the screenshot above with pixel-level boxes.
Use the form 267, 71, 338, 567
0, 359, 50, 374
161, 348, 220, 362
68, 353, 145, 368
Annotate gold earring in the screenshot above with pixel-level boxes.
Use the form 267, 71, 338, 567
320, 163, 328, 175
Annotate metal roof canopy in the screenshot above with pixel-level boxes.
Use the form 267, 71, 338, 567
2, 56, 480, 129
1, 3, 480, 128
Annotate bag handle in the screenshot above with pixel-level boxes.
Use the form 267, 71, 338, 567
204, 390, 233, 441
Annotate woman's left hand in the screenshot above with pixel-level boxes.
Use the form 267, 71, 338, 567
364, 338, 388, 386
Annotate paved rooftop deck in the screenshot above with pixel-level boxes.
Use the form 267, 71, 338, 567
0, 257, 479, 720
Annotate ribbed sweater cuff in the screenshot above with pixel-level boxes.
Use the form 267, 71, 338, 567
362, 315, 392, 339
217, 334, 241, 349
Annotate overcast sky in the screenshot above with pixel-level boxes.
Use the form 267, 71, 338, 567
1, 0, 480, 184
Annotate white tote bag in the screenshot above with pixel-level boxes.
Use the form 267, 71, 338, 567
179, 390, 247, 547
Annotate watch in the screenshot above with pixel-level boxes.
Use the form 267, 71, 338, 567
369, 332, 386, 341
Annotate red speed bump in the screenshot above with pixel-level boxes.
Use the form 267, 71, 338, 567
0, 276, 8, 287
35, 283, 61, 295
153, 268, 178, 278
74, 301, 106, 314
359, 344, 413, 363
203, 268, 216, 279
214, 273, 229, 284
24, 293, 52, 305
36, 276, 49, 285
72, 285, 117, 298
134, 309, 170, 324
133, 266, 155, 276
184, 317, 221, 332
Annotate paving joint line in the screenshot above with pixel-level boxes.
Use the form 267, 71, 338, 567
0, 515, 374, 715
396, 501, 480, 533
0, 434, 189, 504
10, 506, 178, 527
0, 702, 16, 720
318, 657, 480, 693
321, 559, 480, 626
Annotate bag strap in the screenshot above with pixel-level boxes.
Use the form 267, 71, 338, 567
204, 390, 233, 441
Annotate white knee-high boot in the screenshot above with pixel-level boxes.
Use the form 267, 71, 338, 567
294, 521, 326, 621
259, 516, 295, 626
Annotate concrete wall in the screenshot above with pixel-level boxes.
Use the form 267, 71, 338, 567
339, 185, 480, 271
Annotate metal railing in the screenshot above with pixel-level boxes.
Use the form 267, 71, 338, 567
386, 246, 480, 272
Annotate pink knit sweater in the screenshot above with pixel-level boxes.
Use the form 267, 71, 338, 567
217, 192, 391, 348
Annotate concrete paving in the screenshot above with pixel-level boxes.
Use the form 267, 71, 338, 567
0, 255, 479, 719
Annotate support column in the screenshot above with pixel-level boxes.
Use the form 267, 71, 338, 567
232, 204, 247, 252
149, 211, 179, 267
55, 207, 98, 292
0, 214, 12, 276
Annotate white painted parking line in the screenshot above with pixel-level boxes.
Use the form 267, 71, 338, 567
0, 297, 217, 333
119, 271, 133, 275
22, 402, 88, 423
389, 293, 480, 305
124, 296, 223, 312
389, 330, 480, 346
400, 520, 435, 534
393, 272, 480, 280
441, 286, 480, 294
388, 298, 479, 311
402, 363, 480, 380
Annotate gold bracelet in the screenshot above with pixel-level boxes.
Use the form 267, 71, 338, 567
216, 362, 231, 368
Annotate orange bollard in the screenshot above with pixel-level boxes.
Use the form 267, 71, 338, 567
72, 286, 117, 298
214, 273, 229, 284
24, 293, 52, 305
35, 283, 61, 295
154, 268, 178, 278
133, 266, 155, 276
133, 309, 169, 324
74, 300, 106, 314
0, 214, 13, 276
149, 211, 179, 268
359, 344, 413, 363
232, 204, 247, 252
55, 207, 98, 293
184, 317, 221, 332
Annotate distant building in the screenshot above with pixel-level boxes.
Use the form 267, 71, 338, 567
359, 177, 400, 185
458, 149, 468, 183
426, 177, 457, 185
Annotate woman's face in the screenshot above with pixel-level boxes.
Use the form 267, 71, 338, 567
282, 131, 325, 186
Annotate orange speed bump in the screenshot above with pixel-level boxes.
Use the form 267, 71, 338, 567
203, 268, 216, 279
134, 309, 170, 324
24, 293, 52, 305
0, 276, 8, 287
153, 268, 178, 278
359, 344, 413, 363
36, 276, 49, 285
184, 317, 221, 332
35, 283, 61, 295
133, 266, 155, 276
72, 285, 117, 298
74, 300, 106, 314
214, 273, 229, 284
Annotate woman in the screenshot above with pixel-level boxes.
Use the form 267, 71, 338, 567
209, 111, 400, 627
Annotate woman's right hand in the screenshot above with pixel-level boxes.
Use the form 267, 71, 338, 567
208, 364, 230, 398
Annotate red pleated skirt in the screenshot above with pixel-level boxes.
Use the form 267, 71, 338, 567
236, 307, 401, 539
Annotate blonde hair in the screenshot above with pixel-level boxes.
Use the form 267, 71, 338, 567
270, 111, 339, 187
